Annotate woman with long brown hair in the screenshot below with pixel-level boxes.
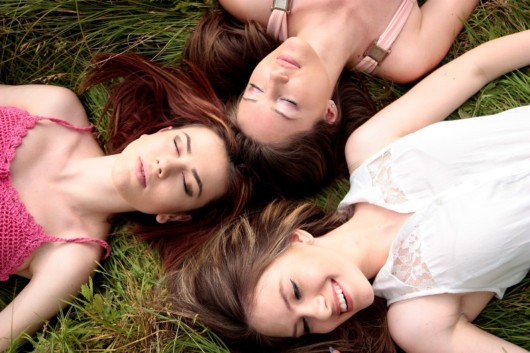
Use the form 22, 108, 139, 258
180, 0, 479, 198
170, 30, 530, 353
184, 11, 377, 198
0, 53, 251, 350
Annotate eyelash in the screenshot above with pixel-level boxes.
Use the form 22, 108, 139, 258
291, 280, 310, 335
281, 97, 297, 107
249, 83, 262, 92
182, 172, 192, 196
249, 84, 297, 106
174, 137, 180, 156
291, 279, 301, 299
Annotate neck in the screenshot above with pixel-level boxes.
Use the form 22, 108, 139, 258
60, 155, 133, 216
288, 2, 370, 81
297, 27, 354, 89
317, 204, 409, 279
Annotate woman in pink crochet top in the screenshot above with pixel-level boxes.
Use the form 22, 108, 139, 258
0, 54, 251, 350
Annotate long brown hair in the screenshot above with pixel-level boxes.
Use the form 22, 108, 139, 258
80, 53, 252, 269
183, 10, 280, 102
233, 71, 376, 199
170, 200, 395, 353
184, 10, 377, 198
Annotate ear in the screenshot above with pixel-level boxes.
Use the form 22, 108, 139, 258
156, 213, 192, 224
289, 229, 315, 245
157, 126, 173, 133
324, 100, 338, 125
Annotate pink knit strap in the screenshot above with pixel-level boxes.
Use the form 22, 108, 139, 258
46, 235, 111, 260
266, 0, 291, 42
36, 116, 93, 132
355, 0, 414, 73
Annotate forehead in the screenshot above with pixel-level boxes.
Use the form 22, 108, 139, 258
237, 100, 292, 144
247, 247, 302, 337
248, 260, 289, 336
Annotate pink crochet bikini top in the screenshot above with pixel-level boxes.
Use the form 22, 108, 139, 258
0, 106, 110, 281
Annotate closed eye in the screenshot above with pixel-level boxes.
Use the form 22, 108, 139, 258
182, 172, 192, 196
281, 97, 297, 107
174, 136, 180, 156
302, 318, 310, 335
291, 279, 300, 299
249, 83, 263, 92
291, 279, 310, 335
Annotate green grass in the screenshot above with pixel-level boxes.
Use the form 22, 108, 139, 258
1, 0, 529, 351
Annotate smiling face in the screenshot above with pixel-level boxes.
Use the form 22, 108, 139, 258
236, 37, 337, 145
112, 125, 229, 218
247, 231, 374, 338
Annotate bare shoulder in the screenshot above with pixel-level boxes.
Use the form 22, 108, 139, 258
387, 294, 462, 352
376, 0, 479, 83
219, 0, 270, 24
0, 84, 89, 126
30, 240, 104, 283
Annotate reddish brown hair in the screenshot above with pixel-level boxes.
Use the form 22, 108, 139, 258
81, 53, 252, 269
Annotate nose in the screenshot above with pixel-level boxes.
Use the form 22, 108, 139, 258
299, 295, 332, 321
156, 156, 186, 178
270, 68, 289, 84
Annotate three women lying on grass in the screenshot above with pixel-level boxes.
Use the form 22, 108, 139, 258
183, 0, 480, 197
0, 55, 251, 350
171, 29, 530, 353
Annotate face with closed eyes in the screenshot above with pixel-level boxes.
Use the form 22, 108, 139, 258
247, 230, 374, 338
112, 125, 229, 221
236, 37, 338, 145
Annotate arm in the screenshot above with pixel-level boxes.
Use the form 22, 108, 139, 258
388, 295, 529, 353
0, 84, 89, 126
218, 0, 270, 25
0, 245, 100, 351
380, 0, 480, 83
346, 29, 530, 172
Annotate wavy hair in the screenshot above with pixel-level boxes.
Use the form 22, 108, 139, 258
233, 71, 376, 199
80, 53, 252, 269
184, 10, 377, 198
183, 9, 280, 102
170, 200, 395, 353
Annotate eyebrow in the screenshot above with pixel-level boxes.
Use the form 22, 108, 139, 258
279, 282, 297, 338
183, 132, 203, 197
241, 97, 292, 120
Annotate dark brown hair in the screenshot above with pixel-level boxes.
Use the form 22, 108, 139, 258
184, 10, 377, 198
81, 53, 252, 269
234, 71, 376, 199
183, 10, 280, 102
170, 200, 395, 353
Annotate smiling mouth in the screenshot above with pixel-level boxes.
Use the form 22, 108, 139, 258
333, 281, 348, 313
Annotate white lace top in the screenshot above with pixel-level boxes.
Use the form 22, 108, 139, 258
338, 105, 530, 304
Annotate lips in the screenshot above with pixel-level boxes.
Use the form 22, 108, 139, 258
276, 54, 300, 69
331, 280, 353, 315
136, 157, 147, 188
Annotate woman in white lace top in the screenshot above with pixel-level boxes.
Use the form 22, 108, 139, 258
169, 30, 530, 353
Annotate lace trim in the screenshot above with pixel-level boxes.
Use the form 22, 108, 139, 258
391, 225, 436, 293
367, 150, 408, 204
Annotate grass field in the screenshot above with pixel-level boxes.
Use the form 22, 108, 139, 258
1, 0, 529, 352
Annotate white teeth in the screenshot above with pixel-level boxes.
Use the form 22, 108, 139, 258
333, 283, 348, 313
